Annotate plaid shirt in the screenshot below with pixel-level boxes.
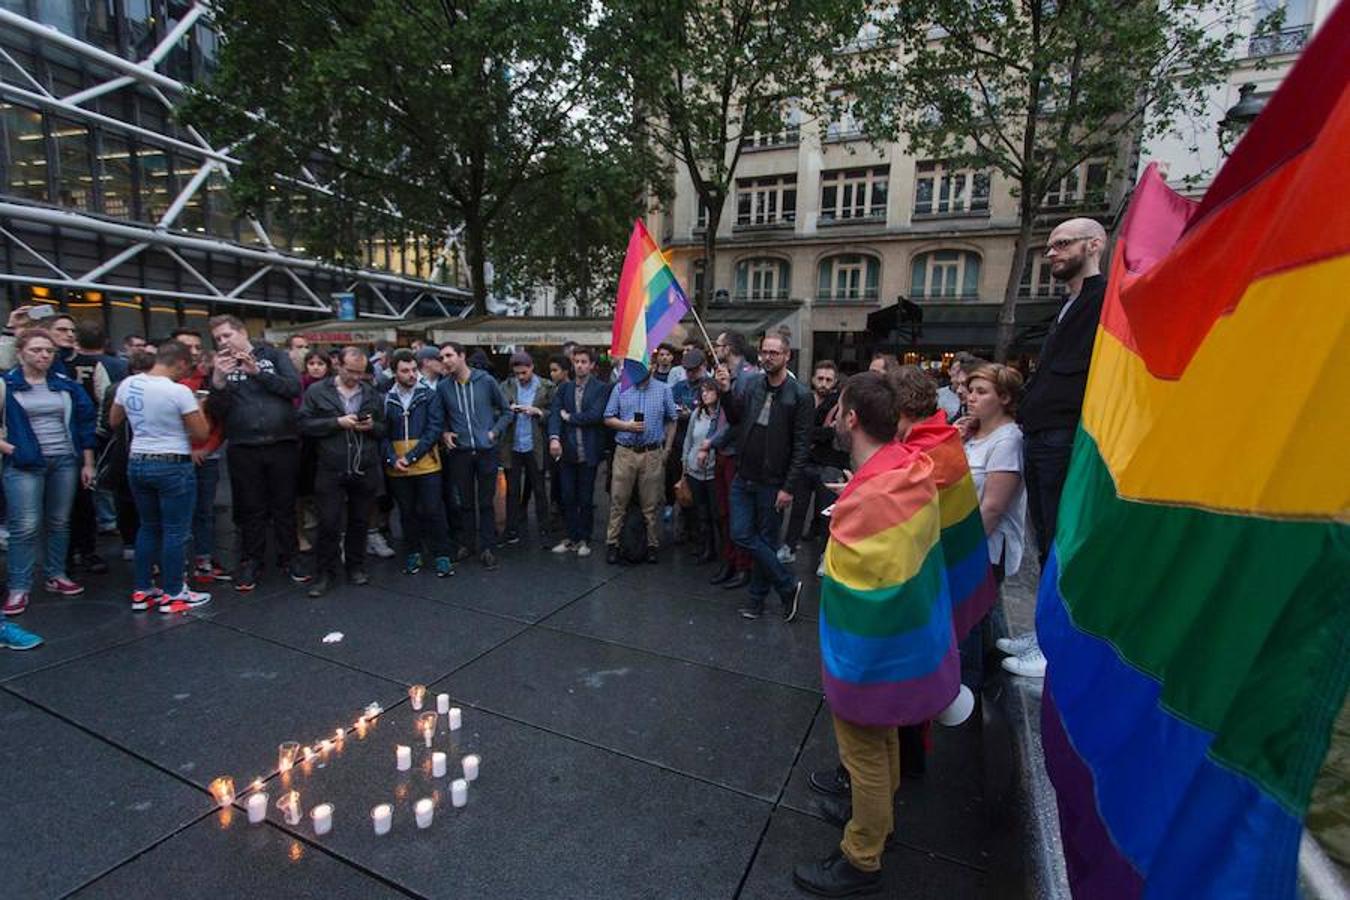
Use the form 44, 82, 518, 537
605, 379, 677, 447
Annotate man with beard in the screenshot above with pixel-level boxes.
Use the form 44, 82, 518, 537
999, 217, 1108, 678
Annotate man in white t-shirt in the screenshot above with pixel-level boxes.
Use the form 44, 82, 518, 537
110, 341, 212, 613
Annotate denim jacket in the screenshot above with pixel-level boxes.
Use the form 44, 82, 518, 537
1, 366, 97, 470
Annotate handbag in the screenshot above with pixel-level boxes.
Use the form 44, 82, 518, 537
389, 439, 440, 477
673, 475, 694, 508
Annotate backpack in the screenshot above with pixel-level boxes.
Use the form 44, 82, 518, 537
619, 494, 649, 564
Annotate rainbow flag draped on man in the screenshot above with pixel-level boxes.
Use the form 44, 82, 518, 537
1037, 7, 1350, 898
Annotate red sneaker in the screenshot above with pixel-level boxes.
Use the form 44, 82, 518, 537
3, 591, 29, 615
44, 576, 85, 597
192, 560, 232, 585
130, 590, 162, 612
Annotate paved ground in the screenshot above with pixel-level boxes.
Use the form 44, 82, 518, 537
0, 515, 1009, 899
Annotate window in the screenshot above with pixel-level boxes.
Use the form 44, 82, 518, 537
820, 167, 888, 223
910, 250, 981, 299
817, 255, 880, 301
1250, 0, 1312, 55
736, 175, 796, 227
735, 258, 790, 300
747, 105, 802, 148
825, 90, 863, 141
695, 196, 713, 229
2, 103, 49, 203
913, 161, 990, 216
1018, 250, 1068, 299
1044, 159, 1109, 209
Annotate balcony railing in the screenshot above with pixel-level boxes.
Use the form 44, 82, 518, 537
1249, 24, 1311, 57
909, 289, 980, 301
732, 289, 792, 302
819, 210, 886, 225
815, 288, 879, 303
912, 202, 990, 219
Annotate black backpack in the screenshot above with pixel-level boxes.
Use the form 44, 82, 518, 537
619, 494, 649, 564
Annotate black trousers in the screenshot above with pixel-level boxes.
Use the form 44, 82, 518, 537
387, 472, 451, 559
504, 451, 546, 537
69, 484, 98, 557
227, 441, 300, 569
688, 475, 719, 556
1023, 428, 1076, 565
314, 466, 378, 576
447, 448, 498, 553
783, 463, 839, 549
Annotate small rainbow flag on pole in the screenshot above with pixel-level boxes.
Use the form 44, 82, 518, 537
610, 219, 692, 386
1039, 6, 1350, 897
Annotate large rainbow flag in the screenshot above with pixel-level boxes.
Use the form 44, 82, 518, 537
610, 219, 691, 385
1037, 7, 1350, 898
820, 442, 957, 726
903, 410, 998, 639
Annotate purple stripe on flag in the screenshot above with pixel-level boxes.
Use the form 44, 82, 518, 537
648, 284, 690, 349
821, 647, 959, 727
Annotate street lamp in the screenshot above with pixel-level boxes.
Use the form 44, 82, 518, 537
1219, 83, 1266, 156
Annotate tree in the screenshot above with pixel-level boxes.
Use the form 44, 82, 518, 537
490, 137, 670, 318
850, 0, 1242, 359
599, 0, 869, 315
183, 0, 611, 315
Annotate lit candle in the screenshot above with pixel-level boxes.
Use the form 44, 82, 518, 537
415, 797, 434, 829
462, 754, 480, 781
409, 684, 427, 710
302, 745, 316, 763
448, 707, 462, 731
354, 716, 369, 737
277, 791, 302, 825
247, 791, 268, 824
396, 745, 412, 771
209, 776, 235, 807
278, 741, 300, 773
450, 778, 468, 808
371, 803, 392, 835
437, 693, 450, 714
418, 712, 438, 748
432, 751, 447, 777
319, 739, 333, 753
311, 802, 334, 836
334, 727, 345, 742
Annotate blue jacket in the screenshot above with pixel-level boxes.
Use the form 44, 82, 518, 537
436, 368, 511, 452
2, 366, 98, 470
381, 381, 444, 468
548, 376, 611, 465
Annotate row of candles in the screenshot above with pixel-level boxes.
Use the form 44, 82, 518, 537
208, 686, 481, 836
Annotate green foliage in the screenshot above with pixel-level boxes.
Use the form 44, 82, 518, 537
183, 0, 653, 314
848, 0, 1243, 358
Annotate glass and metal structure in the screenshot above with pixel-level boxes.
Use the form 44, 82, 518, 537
0, 2, 469, 336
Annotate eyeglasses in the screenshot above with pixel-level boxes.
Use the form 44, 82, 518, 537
759, 349, 786, 358
1044, 236, 1091, 254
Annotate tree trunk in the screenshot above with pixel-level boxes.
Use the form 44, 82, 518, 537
996, 196, 1037, 362
698, 207, 720, 320
464, 216, 489, 316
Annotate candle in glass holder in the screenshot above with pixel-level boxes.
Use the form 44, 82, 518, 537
209, 776, 235, 807
432, 751, 447, 777
302, 745, 316, 763
436, 693, 450, 715
409, 684, 427, 710
354, 716, 369, 737
311, 802, 334, 836
334, 727, 345, 743
319, 738, 333, 753
396, 745, 412, 771
462, 754, 480, 781
277, 791, 302, 825
365, 702, 383, 719
415, 797, 434, 829
418, 712, 438, 748
450, 778, 468, 808
372, 803, 392, 835
247, 791, 268, 824
278, 741, 300, 773
448, 707, 462, 731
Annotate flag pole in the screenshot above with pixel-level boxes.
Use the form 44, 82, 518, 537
685, 301, 717, 357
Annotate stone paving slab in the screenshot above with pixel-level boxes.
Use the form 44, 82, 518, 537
0, 691, 207, 898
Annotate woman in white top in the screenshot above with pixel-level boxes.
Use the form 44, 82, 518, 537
960, 363, 1027, 580
110, 341, 210, 612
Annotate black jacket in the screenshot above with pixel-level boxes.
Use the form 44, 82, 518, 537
717, 371, 812, 491
207, 341, 302, 446
297, 377, 387, 477
1019, 274, 1107, 436
808, 389, 848, 468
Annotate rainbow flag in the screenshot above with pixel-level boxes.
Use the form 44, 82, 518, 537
820, 442, 956, 727
903, 410, 997, 639
1038, 9, 1350, 898
610, 219, 691, 385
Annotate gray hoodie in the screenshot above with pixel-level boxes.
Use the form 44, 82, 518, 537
436, 368, 511, 451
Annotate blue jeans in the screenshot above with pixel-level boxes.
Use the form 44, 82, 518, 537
129, 458, 196, 596
558, 461, 598, 543
189, 457, 221, 563
4, 455, 79, 591
729, 476, 796, 604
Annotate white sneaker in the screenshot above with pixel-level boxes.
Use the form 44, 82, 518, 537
816, 555, 826, 578
159, 588, 211, 614
1001, 647, 1047, 678
552, 539, 575, 554
122, 546, 135, 561
776, 545, 796, 563
366, 531, 395, 559
575, 541, 592, 558
996, 632, 1039, 657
